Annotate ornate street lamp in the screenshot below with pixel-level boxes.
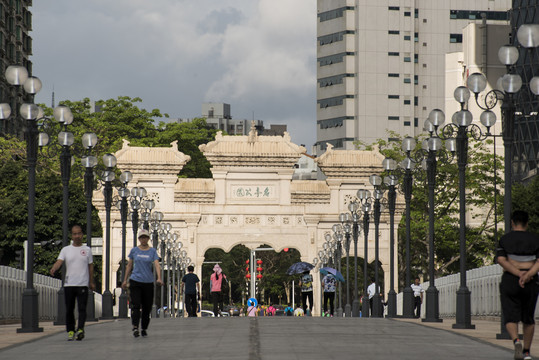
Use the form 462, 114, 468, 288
399, 137, 419, 318
339, 213, 352, 317
159, 223, 172, 317
115, 170, 133, 319
101, 153, 117, 319
331, 224, 344, 317
0, 65, 44, 333
81, 132, 98, 321
150, 211, 164, 317
357, 190, 372, 318
381, 158, 399, 318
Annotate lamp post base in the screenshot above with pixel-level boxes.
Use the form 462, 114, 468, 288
361, 298, 370, 318
344, 303, 351, 317
352, 299, 360, 317
17, 289, 43, 333
101, 290, 114, 320
86, 291, 98, 321
453, 287, 474, 329
118, 292, 129, 318
372, 294, 383, 318
402, 286, 415, 318
422, 286, 442, 323
53, 286, 66, 325
336, 306, 343, 317
386, 290, 397, 318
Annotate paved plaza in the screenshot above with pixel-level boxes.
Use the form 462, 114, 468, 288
0, 317, 524, 360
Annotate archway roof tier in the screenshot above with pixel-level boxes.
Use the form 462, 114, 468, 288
199, 131, 306, 169
316, 144, 385, 178
115, 139, 190, 176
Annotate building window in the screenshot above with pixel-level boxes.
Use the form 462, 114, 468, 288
414, 9, 419, 18
414, 96, 418, 106
404, 35, 411, 40
414, 117, 419, 127
318, 30, 355, 46
404, 56, 411, 62
388, 73, 400, 77
318, 6, 355, 22
388, 6, 400, 11
404, 99, 411, 105
388, 30, 400, 35
318, 73, 354, 87
404, 78, 411, 84
450, 33, 463, 43
414, 32, 419, 42
388, 52, 399, 56
388, 116, 399, 120
450, 10, 508, 21
404, 121, 411, 126
414, 54, 418, 63
414, 75, 418, 84
388, 95, 399, 99
318, 52, 354, 66
404, 11, 411, 17
318, 95, 354, 108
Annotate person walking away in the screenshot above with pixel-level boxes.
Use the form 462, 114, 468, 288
181, 265, 200, 317
50, 225, 95, 341
496, 210, 539, 360
210, 264, 226, 316
294, 304, 304, 316
122, 229, 163, 338
322, 273, 336, 317
299, 270, 314, 314
266, 303, 276, 316
246, 299, 258, 317
284, 303, 294, 316
410, 277, 424, 318
367, 281, 376, 314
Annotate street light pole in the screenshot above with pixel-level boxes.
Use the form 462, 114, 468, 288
382, 158, 398, 318
400, 137, 417, 318
81, 133, 98, 322
370, 175, 384, 318
101, 153, 117, 319
117, 171, 133, 319
357, 191, 372, 318
351, 210, 361, 317
150, 211, 163, 318
340, 214, 352, 317
0, 66, 44, 333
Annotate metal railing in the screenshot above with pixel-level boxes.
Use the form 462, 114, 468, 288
0, 265, 102, 321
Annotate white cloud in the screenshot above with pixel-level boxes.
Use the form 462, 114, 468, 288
31, 0, 316, 149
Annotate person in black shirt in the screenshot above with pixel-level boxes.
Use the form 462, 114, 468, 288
496, 210, 539, 360
181, 265, 200, 317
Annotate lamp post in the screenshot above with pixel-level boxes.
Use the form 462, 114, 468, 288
159, 223, 172, 317
357, 191, 372, 318
400, 137, 419, 318
421, 110, 456, 323
0, 65, 44, 333
81, 132, 98, 322
465, 23, 539, 339
369, 175, 384, 318
101, 153, 117, 319
116, 171, 133, 319
331, 224, 344, 317
339, 213, 352, 317
381, 158, 399, 318
150, 211, 163, 317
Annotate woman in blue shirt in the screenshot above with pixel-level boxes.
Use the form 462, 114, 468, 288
122, 229, 163, 337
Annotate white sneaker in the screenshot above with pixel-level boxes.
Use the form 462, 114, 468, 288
514, 340, 523, 360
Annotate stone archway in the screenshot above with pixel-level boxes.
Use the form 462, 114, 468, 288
93, 126, 403, 315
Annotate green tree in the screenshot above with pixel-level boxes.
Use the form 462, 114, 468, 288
356, 131, 504, 289
512, 174, 539, 234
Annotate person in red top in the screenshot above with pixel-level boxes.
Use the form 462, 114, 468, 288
210, 264, 226, 316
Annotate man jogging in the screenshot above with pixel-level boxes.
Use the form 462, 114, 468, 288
50, 225, 95, 341
496, 210, 539, 360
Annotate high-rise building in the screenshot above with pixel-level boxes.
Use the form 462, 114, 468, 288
315, 0, 511, 155
510, 1, 539, 181
0, 0, 33, 138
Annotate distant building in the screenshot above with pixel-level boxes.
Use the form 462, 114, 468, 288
0, 0, 34, 138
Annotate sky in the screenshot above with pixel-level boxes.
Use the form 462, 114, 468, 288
31, 0, 317, 150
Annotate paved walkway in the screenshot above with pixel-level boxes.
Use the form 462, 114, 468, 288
0, 317, 529, 359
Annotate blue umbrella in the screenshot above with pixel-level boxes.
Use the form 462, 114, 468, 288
286, 261, 314, 275
320, 267, 345, 282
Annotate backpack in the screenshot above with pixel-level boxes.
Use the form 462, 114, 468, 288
285, 307, 293, 316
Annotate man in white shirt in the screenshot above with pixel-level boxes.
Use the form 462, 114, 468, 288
50, 225, 95, 341
367, 281, 377, 314
410, 277, 424, 318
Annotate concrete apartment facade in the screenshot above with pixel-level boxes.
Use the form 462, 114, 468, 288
315, 0, 511, 155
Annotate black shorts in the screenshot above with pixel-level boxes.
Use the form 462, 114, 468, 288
500, 271, 539, 325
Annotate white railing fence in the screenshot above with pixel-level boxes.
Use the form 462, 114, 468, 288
397, 264, 539, 318
0, 265, 102, 321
